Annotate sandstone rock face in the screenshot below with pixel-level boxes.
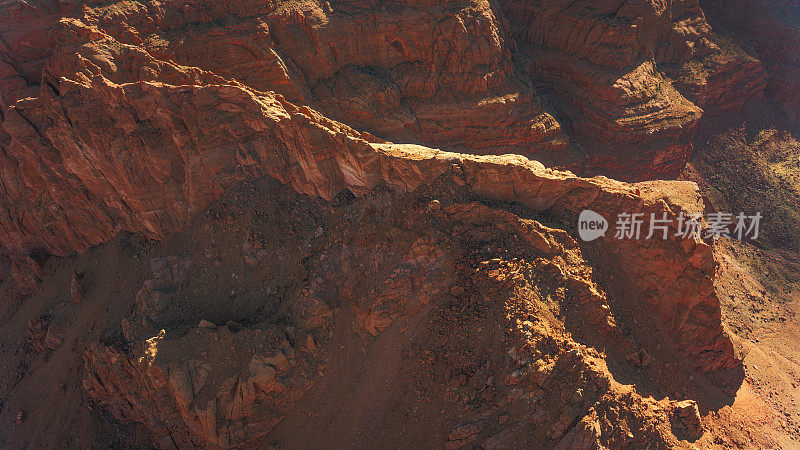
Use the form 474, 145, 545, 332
498, 0, 711, 179
667, 27, 768, 117
702, 0, 800, 124
0, 0, 566, 158
0, 0, 736, 372
254, 0, 568, 155
672, 51, 766, 116
0, 0, 776, 447
84, 323, 320, 448
79, 181, 725, 448
0, 0, 785, 186
0, 51, 736, 375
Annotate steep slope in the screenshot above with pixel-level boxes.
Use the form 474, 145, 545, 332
0, 49, 737, 370
701, 0, 800, 125
0, 0, 568, 159
1, 0, 798, 448
1, 0, 785, 180
1, 174, 746, 448
497, 0, 710, 180
0, 15, 747, 447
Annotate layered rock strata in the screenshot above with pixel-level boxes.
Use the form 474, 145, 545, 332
0, 0, 568, 159
0, 65, 735, 374
702, 0, 800, 124
497, 0, 718, 179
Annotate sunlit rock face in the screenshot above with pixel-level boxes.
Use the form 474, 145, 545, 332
7, 0, 799, 448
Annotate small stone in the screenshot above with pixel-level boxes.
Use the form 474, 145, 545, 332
225, 320, 243, 332
244, 254, 258, 266
671, 400, 703, 440
70, 271, 84, 304
198, 319, 216, 329
427, 199, 441, 210
314, 226, 324, 238
450, 285, 465, 297
15, 411, 24, 425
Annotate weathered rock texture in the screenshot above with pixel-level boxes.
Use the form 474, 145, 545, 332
77, 181, 724, 448
0, 58, 735, 371
84, 323, 320, 448
1, 0, 789, 447
702, 0, 800, 124
670, 33, 767, 116
498, 0, 712, 179
0, 0, 568, 158
1, 0, 785, 187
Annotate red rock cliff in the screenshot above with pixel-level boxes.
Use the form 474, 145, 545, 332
0, 1, 774, 447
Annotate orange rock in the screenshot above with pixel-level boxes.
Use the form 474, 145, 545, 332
499, 0, 712, 180
83, 323, 318, 448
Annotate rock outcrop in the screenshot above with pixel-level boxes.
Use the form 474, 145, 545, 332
0, 49, 737, 377
3, 0, 787, 447
671, 35, 767, 115
701, 0, 800, 124
0, 0, 739, 374
0, 0, 567, 160
80, 182, 723, 448
0, 0, 787, 185
498, 0, 712, 179
84, 323, 320, 448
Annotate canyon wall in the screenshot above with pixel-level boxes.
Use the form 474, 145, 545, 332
0, 47, 736, 372
6, 0, 795, 446
702, 0, 800, 124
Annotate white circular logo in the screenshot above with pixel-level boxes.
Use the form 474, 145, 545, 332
578, 210, 608, 242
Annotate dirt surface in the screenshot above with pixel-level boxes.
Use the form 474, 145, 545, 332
678, 98, 800, 447
700, 239, 800, 447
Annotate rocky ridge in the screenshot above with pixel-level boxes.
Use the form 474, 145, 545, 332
2, 0, 791, 184
77, 179, 721, 448
499, 0, 711, 179
0, 43, 741, 449
0, 60, 736, 372
2, 0, 798, 447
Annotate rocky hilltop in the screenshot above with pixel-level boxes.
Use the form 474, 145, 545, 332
0, 0, 799, 448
